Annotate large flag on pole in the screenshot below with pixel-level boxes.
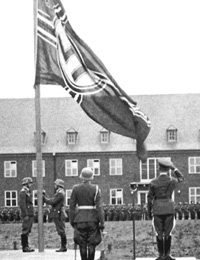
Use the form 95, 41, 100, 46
35, 0, 151, 161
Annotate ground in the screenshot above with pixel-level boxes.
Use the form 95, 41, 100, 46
0, 220, 199, 260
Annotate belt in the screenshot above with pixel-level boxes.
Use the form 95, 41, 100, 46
77, 206, 96, 210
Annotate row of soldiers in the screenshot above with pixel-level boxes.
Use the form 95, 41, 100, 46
1, 202, 200, 223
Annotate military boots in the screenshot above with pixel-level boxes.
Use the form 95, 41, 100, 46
21, 234, 35, 253
156, 236, 164, 260
164, 236, 175, 260
56, 234, 67, 252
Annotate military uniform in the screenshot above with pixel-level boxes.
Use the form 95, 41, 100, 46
19, 177, 35, 253
69, 167, 105, 260
147, 158, 184, 260
43, 179, 67, 252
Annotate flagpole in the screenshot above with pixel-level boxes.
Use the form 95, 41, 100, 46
33, 0, 44, 252
35, 85, 44, 252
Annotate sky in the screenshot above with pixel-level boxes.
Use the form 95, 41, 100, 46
1, 0, 200, 99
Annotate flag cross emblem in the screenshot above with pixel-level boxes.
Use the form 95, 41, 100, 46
35, 0, 151, 161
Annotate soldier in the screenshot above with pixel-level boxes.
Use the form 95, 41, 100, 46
43, 179, 67, 252
19, 177, 35, 253
195, 202, 200, 219
69, 167, 105, 260
15, 209, 21, 222
107, 206, 114, 221
147, 158, 184, 260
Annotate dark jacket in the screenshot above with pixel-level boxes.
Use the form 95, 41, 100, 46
43, 188, 65, 217
19, 186, 34, 218
148, 173, 181, 215
69, 182, 104, 225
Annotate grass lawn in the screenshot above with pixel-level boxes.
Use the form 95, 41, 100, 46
0, 220, 200, 260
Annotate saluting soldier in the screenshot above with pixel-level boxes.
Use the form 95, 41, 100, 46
69, 167, 105, 260
147, 158, 184, 260
19, 177, 35, 253
43, 179, 67, 252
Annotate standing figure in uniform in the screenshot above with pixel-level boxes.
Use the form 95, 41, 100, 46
147, 158, 184, 260
69, 167, 105, 260
43, 179, 67, 252
19, 177, 35, 253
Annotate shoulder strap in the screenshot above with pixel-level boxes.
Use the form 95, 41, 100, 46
94, 185, 99, 203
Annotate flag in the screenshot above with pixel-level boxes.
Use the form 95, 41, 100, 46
35, 0, 151, 161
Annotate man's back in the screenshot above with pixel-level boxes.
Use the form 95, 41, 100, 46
72, 182, 97, 206
70, 182, 103, 223
148, 174, 177, 215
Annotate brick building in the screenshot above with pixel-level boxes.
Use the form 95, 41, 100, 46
0, 94, 200, 208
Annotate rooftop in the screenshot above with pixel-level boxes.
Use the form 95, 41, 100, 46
0, 93, 200, 154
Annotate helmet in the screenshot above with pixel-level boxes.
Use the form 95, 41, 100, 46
80, 167, 94, 180
54, 179, 64, 188
22, 177, 33, 185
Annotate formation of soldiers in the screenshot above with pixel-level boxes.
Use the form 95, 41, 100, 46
0, 202, 200, 223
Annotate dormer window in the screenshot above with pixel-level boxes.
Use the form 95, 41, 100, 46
166, 125, 178, 143
100, 128, 110, 144
66, 128, 78, 145
34, 130, 47, 146
45, 0, 50, 7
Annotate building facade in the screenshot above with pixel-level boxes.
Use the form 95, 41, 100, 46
0, 94, 200, 209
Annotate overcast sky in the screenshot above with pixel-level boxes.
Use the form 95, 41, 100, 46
1, 0, 200, 99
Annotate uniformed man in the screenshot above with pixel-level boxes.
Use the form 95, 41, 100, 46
147, 158, 184, 260
43, 179, 67, 252
69, 167, 105, 260
19, 177, 35, 253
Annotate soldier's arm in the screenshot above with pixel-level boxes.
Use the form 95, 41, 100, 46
69, 187, 77, 226
19, 191, 28, 216
147, 184, 154, 219
95, 187, 105, 228
43, 192, 63, 206
172, 167, 184, 182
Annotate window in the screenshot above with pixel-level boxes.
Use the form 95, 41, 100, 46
140, 157, 171, 182
189, 187, 200, 203
32, 160, 45, 177
34, 130, 47, 146
45, 0, 50, 7
65, 160, 78, 176
66, 189, 72, 206
189, 157, 200, 174
41, 131, 47, 145
110, 188, 123, 205
33, 190, 46, 206
138, 191, 148, 205
109, 158, 122, 175
100, 129, 110, 143
166, 125, 178, 142
4, 161, 17, 178
5, 191, 17, 207
66, 128, 78, 145
32, 190, 38, 207
87, 159, 100, 176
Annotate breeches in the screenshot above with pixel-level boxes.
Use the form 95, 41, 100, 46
22, 216, 34, 235
54, 217, 66, 236
153, 214, 175, 238
74, 221, 101, 247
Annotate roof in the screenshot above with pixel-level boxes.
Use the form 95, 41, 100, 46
0, 93, 200, 154
137, 93, 200, 151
